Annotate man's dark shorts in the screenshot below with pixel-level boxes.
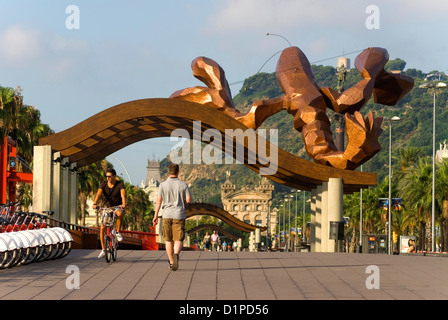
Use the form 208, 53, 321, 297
162, 218, 185, 242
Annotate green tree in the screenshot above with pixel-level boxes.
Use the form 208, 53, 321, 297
123, 182, 154, 232
78, 160, 107, 225
398, 157, 433, 251
0, 86, 52, 206
385, 58, 406, 72
436, 159, 448, 251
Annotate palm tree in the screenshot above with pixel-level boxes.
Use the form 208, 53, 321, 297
398, 157, 433, 251
394, 147, 422, 172
436, 158, 448, 251
0, 86, 19, 139
123, 182, 154, 232
343, 191, 361, 252
78, 161, 106, 225
0, 86, 53, 206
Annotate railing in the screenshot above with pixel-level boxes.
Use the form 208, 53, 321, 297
46, 215, 158, 250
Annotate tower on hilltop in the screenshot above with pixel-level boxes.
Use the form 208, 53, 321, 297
141, 158, 161, 203
145, 159, 161, 186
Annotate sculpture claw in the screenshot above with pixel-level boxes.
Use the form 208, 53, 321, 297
315, 112, 383, 170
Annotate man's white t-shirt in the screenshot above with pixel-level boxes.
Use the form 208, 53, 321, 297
158, 177, 191, 219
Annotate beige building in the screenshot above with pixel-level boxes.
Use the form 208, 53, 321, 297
221, 171, 277, 234
337, 56, 350, 69
140, 159, 161, 203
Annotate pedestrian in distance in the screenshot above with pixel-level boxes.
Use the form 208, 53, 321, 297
211, 230, 220, 251
203, 231, 211, 251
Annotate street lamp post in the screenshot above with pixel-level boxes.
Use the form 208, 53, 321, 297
284, 197, 290, 251
266, 33, 292, 47
280, 203, 284, 246
289, 194, 293, 251
360, 165, 363, 253
294, 190, 298, 250
385, 116, 400, 255
108, 154, 133, 185
266, 201, 271, 251
419, 81, 447, 252
303, 191, 306, 243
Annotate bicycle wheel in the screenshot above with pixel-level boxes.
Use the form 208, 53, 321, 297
16, 247, 30, 266
0, 251, 9, 268
111, 235, 117, 261
105, 235, 111, 263
37, 244, 53, 262
60, 241, 72, 258
23, 246, 40, 265
2, 249, 18, 268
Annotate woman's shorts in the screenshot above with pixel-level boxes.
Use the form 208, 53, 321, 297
162, 218, 186, 242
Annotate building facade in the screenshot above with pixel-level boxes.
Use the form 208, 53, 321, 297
221, 171, 277, 234
141, 159, 161, 203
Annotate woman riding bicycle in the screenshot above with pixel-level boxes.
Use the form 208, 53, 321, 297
92, 169, 126, 258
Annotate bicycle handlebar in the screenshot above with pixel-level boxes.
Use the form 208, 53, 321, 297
95, 206, 124, 211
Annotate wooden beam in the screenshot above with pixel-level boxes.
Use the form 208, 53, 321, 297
39, 98, 377, 192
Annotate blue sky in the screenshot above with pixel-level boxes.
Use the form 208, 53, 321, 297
0, 0, 447, 185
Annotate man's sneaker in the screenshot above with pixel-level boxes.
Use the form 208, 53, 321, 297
168, 263, 173, 270
116, 232, 123, 242
98, 250, 105, 258
172, 254, 179, 271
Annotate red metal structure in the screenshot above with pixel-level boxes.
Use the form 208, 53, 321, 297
0, 136, 33, 204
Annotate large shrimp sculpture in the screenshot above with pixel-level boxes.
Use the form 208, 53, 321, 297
170, 46, 414, 170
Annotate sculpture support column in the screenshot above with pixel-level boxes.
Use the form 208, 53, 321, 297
61, 157, 70, 223
32, 145, 52, 213
310, 186, 323, 252
310, 188, 317, 252
69, 163, 78, 225
321, 182, 329, 252
52, 152, 61, 220
328, 178, 344, 252
310, 178, 344, 252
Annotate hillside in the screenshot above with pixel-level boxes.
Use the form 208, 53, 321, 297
161, 59, 448, 208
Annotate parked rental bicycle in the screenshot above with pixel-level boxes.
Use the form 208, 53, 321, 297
0, 204, 73, 269
97, 206, 122, 263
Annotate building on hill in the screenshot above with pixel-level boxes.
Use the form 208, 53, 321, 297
220, 171, 277, 236
437, 140, 448, 163
141, 159, 161, 203
337, 56, 350, 70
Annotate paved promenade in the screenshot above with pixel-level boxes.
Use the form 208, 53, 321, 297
1, 249, 447, 302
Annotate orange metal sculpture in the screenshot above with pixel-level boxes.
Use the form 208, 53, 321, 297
170, 46, 414, 170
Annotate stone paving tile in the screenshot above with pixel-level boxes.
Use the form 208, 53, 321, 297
1, 249, 448, 301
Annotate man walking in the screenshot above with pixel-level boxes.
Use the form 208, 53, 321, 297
211, 230, 220, 251
153, 163, 191, 271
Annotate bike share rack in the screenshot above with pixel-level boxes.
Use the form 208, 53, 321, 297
0, 227, 73, 268
0, 207, 73, 269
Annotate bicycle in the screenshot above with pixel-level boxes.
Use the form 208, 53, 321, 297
97, 206, 122, 263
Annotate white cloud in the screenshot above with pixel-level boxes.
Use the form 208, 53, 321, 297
205, 0, 362, 34
0, 25, 90, 81
207, 0, 448, 36
0, 26, 42, 65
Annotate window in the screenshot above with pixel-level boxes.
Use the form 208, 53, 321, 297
255, 215, 263, 226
